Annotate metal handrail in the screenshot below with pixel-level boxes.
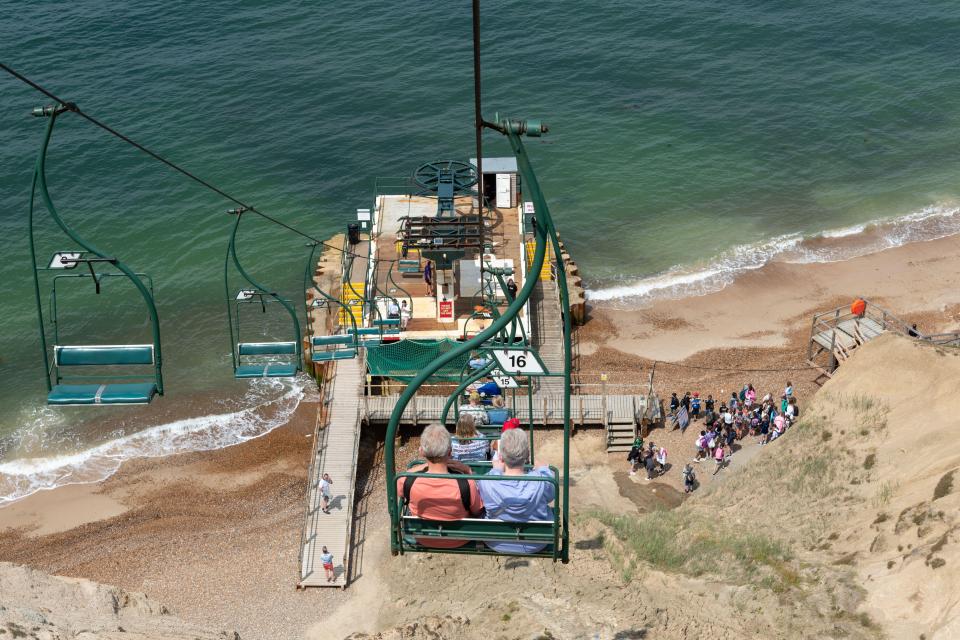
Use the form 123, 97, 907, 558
296, 393, 327, 584
340, 353, 365, 587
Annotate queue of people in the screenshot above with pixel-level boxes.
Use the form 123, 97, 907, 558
626, 437, 668, 481
665, 382, 801, 487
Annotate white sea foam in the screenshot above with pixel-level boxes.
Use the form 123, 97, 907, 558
587, 204, 960, 305
0, 376, 312, 506
587, 233, 803, 303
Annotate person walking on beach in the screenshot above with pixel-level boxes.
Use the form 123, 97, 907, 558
627, 441, 643, 476
320, 545, 335, 583
655, 445, 668, 475
644, 446, 657, 481
319, 473, 333, 514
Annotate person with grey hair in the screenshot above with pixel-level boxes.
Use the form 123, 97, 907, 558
478, 428, 556, 554
397, 423, 484, 549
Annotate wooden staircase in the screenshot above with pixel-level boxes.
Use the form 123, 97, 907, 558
807, 300, 960, 376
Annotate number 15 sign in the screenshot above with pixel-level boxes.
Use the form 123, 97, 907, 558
491, 349, 547, 375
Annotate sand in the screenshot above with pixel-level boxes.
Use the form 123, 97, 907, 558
3, 232, 960, 638
587, 231, 960, 361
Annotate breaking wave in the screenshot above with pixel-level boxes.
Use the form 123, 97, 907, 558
587, 204, 960, 305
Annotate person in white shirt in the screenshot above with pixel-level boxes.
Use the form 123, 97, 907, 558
399, 300, 412, 330
319, 473, 333, 514
386, 299, 401, 319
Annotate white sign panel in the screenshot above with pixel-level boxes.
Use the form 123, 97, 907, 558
49, 252, 83, 269
491, 349, 545, 375
490, 369, 519, 389
523, 201, 535, 214
356, 208, 371, 221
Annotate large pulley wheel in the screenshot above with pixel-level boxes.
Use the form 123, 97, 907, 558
413, 160, 478, 194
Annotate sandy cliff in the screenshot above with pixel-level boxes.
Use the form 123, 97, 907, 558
0, 562, 239, 639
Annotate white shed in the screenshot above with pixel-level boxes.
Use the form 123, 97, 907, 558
470, 157, 518, 209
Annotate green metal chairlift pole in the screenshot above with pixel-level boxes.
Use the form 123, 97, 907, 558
224, 208, 302, 378
27, 105, 164, 405
384, 116, 572, 562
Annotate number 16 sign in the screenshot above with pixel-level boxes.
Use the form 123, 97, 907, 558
491, 349, 547, 375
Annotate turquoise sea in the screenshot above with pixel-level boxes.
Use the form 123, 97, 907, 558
2, 0, 960, 502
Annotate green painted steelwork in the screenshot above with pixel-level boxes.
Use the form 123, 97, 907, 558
27, 105, 164, 404
394, 464, 560, 558
225, 210, 302, 378
366, 338, 472, 381
384, 116, 571, 562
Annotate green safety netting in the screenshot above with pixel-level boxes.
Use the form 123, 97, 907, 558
366, 339, 472, 381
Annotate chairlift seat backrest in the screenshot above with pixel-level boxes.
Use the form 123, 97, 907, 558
55, 344, 154, 367
312, 335, 355, 347
237, 341, 297, 356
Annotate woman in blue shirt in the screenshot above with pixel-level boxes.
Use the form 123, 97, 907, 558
478, 428, 555, 554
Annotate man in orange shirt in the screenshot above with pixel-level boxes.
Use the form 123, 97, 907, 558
398, 423, 484, 548
851, 297, 866, 317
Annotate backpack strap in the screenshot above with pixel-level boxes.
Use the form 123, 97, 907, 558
402, 474, 417, 506
402, 472, 472, 514
456, 477, 472, 513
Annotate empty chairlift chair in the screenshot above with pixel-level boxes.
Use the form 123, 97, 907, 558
49, 343, 159, 405
225, 208, 302, 380
26, 106, 165, 406
310, 333, 357, 363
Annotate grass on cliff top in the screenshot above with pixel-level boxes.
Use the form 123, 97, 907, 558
584, 508, 797, 590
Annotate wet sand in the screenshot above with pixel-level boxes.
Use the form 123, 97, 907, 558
585, 232, 960, 362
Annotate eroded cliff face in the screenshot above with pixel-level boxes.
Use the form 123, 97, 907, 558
0, 562, 239, 640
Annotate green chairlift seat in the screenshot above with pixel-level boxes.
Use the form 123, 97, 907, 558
395, 462, 560, 559
385, 117, 572, 562
27, 107, 164, 406
225, 209, 302, 380
311, 350, 357, 362
48, 383, 158, 406
349, 327, 400, 336
398, 258, 421, 274
48, 344, 160, 404
310, 334, 358, 363
235, 341, 300, 378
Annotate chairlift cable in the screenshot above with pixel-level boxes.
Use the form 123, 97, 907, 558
0, 61, 392, 263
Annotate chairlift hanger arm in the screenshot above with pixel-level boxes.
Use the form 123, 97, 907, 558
28, 106, 164, 396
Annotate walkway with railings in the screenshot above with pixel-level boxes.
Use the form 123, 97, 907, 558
808, 299, 960, 376
298, 355, 364, 588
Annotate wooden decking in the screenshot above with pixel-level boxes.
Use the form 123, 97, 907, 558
298, 355, 364, 588
805, 299, 960, 377
363, 391, 652, 432
371, 195, 526, 337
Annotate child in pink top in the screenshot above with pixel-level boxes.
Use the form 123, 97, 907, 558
713, 443, 725, 475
